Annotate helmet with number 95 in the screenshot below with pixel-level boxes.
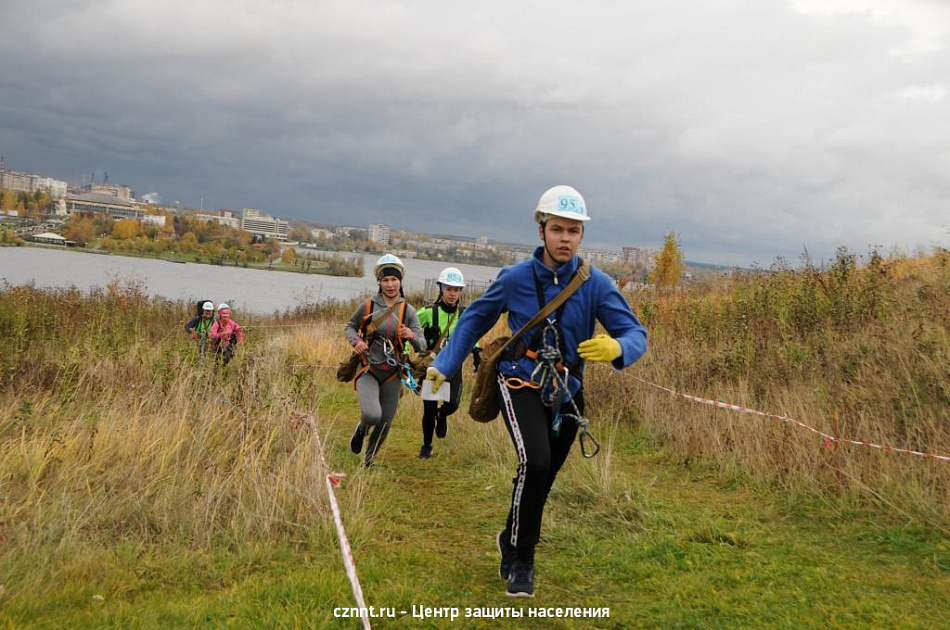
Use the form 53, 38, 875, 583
534, 185, 591, 224
437, 267, 465, 288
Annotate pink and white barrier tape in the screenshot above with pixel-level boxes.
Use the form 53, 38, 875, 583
291, 411, 372, 630
629, 376, 950, 462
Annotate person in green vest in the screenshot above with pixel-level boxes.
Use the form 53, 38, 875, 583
415, 267, 481, 459
184, 301, 216, 356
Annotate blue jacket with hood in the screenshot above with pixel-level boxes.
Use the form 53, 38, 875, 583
432, 247, 647, 400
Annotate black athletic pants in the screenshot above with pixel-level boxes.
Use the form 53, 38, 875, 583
498, 377, 583, 564
421, 370, 462, 446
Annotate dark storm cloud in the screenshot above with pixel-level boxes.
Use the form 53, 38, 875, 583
1, 0, 948, 266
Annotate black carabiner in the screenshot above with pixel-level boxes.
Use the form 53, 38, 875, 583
579, 427, 601, 459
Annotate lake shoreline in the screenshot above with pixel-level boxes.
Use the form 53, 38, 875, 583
0, 246, 502, 315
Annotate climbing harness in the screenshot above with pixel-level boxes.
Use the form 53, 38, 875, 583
521, 320, 601, 458
376, 338, 400, 368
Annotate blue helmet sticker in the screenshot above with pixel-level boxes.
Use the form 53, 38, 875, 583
558, 195, 585, 215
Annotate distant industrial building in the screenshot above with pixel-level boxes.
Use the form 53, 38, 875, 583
60, 192, 166, 227
83, 182, 133, 201
368, 223, 390, 245
65, 192, 150, 221
241, 208, 289, 240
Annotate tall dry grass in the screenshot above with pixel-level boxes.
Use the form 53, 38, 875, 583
0, 281, 344, 585
606, 248, 950, 527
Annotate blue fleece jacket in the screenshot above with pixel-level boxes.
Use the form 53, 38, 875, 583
433, 247, 648, 399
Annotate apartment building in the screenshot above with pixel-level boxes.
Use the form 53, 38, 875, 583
579, 248, 623, 265
36, 177, 68, 199
0, 166, 37, 193
622, 246, 656, 269
368, 223, 390, 245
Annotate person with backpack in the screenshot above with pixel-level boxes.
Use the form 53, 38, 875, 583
425, 185, 648, 598
345, 254, 426, 467
208, 303, 244, 366
184, 300, 216, 356
415, 267, 481, 459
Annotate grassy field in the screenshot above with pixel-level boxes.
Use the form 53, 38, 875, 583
1, 253, 949, 628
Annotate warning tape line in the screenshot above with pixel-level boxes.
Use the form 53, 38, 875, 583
629, 376, 950, 462
290, 411, 372, 630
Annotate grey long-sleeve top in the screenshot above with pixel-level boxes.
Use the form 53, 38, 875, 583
344, 293, 426, 382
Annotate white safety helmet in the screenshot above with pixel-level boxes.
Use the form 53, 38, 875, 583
533, 185, 590, 224
202, 301, 214, 311
437, 267, 465, 288
217, 302, 231, 314
374, 254, 405, 280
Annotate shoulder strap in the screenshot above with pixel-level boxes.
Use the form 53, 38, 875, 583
355, 299, 373, 337
364, 300, 398, 336
433, 309, 458, 350
487, 258, 590, 361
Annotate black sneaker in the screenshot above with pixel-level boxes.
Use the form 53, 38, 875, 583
349, 424, 365, 454
418, 444, 433, 459
435, 413, 448, 439
496, 531, 516, 580
506, 561, 535, 598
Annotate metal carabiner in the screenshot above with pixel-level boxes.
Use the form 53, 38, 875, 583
529, 360, 547, 388
380, 338, 400, 367
579, 426, 601, 459
401, 362, 418, 392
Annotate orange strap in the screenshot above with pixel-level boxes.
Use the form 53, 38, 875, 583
523, 348, 566, 372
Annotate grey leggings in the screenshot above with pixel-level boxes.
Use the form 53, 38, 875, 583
356, 372, 403, 465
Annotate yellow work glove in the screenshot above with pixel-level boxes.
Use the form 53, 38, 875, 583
578, 334, 622, 363
425, 366, 448, 393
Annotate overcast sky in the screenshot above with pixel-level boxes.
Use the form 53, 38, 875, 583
2, 0, 948, 267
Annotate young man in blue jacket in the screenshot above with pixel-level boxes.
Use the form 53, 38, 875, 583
427, 185, 648, 598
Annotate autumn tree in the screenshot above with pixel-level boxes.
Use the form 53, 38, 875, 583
281, 247, 296, 264
112, 218, 140, 239
179, 231, 199, 253
288, 226, 311, 242
266, 238, 281, 259
650, 230, 685, 289
65, 217, 96, 246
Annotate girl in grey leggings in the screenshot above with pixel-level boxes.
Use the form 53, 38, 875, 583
345, 255, 425, 467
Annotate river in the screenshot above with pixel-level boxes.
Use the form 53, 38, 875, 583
0, 247, 504, 314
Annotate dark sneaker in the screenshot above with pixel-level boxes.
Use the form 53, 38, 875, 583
506, 561, 535, 598
418, 444, 433, 459
435, 413, 448, 439
349, 424, 365, 454
496, 531, 516, 580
